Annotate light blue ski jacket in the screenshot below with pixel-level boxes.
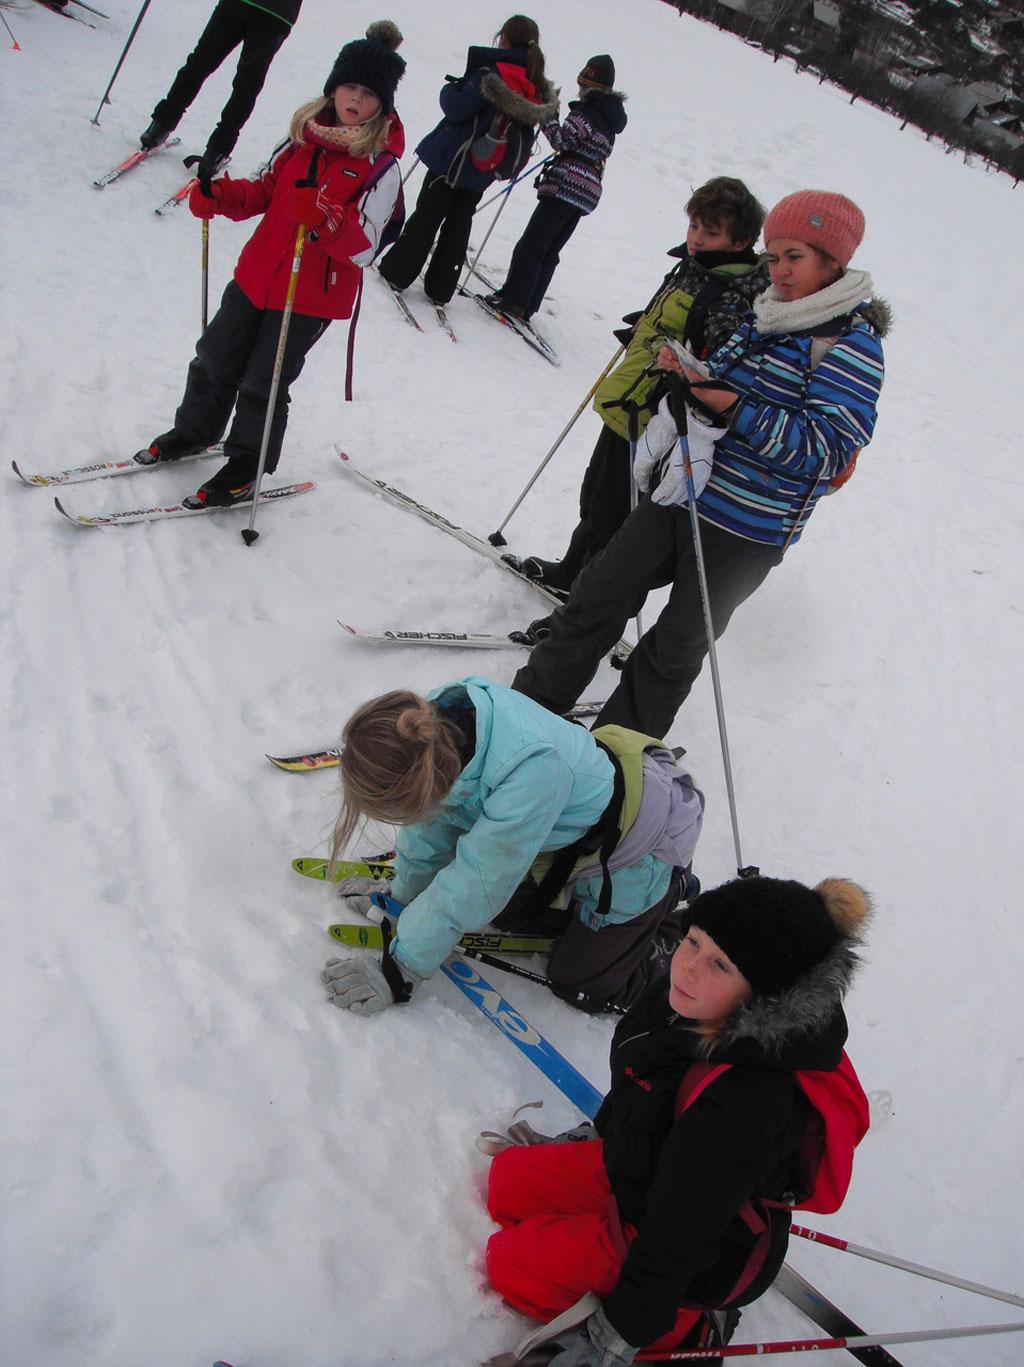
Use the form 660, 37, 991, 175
390, 679, 677, 977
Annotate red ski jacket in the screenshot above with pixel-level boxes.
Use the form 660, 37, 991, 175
204, 114, 405, 320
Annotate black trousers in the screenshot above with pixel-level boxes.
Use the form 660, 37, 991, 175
153, 0, 289, 157
500, 197, 583, 317
377, 173, 483, 304
175, 281, 328, 476
513, 499, 785, 738
496, 871, 685, 1013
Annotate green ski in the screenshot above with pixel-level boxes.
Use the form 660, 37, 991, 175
293, 854, 396, 882
328, 924, 554, 955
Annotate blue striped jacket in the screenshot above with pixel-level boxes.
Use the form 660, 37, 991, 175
698, 307, 885, 546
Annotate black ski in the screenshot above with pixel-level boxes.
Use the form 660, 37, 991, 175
772, 1264, 903, 1365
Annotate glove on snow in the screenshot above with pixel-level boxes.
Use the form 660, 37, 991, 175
322, 920, 423, 1015
546, 1305, 638, 1367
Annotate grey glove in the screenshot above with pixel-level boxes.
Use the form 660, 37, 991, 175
333, 875, 392, 912
477, 1103, 599, 1155
322, 956, 397, 1015
322, 923, 424, 1016
546, 1305, 637, 1367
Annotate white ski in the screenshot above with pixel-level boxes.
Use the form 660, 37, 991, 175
340, 623, 524, 650
54, 481, 315, 527
12, 444, 222, 488
433, 304, 457, 342
333, 451, 632, 662
93, 137, 182, 189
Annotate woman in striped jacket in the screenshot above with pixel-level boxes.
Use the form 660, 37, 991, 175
488, 55, 626, 321
512, 190, 888, 739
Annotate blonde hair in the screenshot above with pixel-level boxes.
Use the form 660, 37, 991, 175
329, 691, 464, 865
288, 96, 391, 159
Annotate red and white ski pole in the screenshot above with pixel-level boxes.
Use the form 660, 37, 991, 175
791, 1223, 1024, 1310
632, 1318, 1024, 1360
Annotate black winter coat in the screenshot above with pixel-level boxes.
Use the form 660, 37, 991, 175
595, 979, 849, 1346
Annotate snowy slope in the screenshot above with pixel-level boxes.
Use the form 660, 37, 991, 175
1, 1, 1023, 1364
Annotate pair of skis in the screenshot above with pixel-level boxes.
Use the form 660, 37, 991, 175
93, 139, 229, 216
13, 444, 313, 525
466, 291, 558, 366
376, 271, 458, 341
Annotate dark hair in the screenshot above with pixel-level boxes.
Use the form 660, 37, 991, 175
685, 177, 765, 248
330, 690, 463, 866
499, 14, 546, 88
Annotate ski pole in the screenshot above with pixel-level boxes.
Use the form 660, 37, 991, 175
488, 344, 625, 546
200, 218, 210, 333
242, 223, 307, 546
90, 0, 153, 125
791, 1225, 1024, 1310
628, 1320, 1024, 1361
1, 8, 20, 48
400, 154, 420, 187
626, 406, 645, 641
460, 184, 516, 294
457, 947, 626, 1015
666, 374, 757, 879
475, 154, 552, 214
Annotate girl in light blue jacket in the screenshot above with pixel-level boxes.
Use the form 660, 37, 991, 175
321, 678, 703, 1016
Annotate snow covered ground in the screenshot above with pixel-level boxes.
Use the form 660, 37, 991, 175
2, 1, 1023, 1363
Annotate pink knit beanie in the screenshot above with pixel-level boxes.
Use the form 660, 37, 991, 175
762, 190, 865, 268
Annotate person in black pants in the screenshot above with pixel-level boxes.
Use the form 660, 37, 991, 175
377, 15, 556, 306
139, 0, 303, 182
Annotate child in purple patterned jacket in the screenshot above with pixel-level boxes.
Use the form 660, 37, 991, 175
488, 55, 626, 321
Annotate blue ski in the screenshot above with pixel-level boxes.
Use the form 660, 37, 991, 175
440, 956, 603, 1118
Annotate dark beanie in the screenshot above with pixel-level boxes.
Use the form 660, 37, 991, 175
578, 55, 615, 90
688, 877, 843, 997
323, 20, 406, 114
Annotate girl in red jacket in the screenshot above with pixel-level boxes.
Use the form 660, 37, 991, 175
134, 21, 406, 508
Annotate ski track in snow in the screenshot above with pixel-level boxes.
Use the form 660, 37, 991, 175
2, 2, 1023, 1364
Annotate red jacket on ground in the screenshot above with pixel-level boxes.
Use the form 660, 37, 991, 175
203, 114, 405, 320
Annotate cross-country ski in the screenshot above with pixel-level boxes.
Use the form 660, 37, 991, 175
54, 481, 314, 526
12, 444, 221, 487
340, 622, 524, 650
93, 137, 182, 189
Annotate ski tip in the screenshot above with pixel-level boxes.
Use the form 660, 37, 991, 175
11, 460, 37, 486
339, 622, 357, 636
338, 451, 350, 463
53, 496, 72, 520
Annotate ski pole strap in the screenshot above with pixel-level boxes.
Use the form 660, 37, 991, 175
379, 918, 414, 1003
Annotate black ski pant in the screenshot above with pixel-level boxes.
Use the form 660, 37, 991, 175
377, 173, 483, 304
174, 281, 328, 477
495, 869, 686, 1012
513, 498, 785, 738
500, 197, 583, 317
152, 0, 289, 158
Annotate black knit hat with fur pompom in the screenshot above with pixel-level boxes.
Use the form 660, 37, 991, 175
323, 20, 406, 113
689, 876, 870, 998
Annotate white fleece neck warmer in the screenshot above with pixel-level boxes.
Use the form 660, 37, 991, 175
753, 268, 874, 335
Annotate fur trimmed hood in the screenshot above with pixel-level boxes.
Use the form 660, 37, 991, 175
480, 70, 559, 126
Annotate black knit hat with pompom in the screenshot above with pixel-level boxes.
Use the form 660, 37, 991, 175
323, 20, 406, 113
689, 876, 861, 997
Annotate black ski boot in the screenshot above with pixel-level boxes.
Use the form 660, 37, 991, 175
508, 615, 553, 648
134, 429, 207, 466
139, 119, 173, 151
184, 456, 257, 509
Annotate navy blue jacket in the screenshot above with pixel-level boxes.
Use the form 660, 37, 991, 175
416, 45, 557, 191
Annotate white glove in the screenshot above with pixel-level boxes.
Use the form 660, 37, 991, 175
651, 417, 717, 508
632, 402, 677, 494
